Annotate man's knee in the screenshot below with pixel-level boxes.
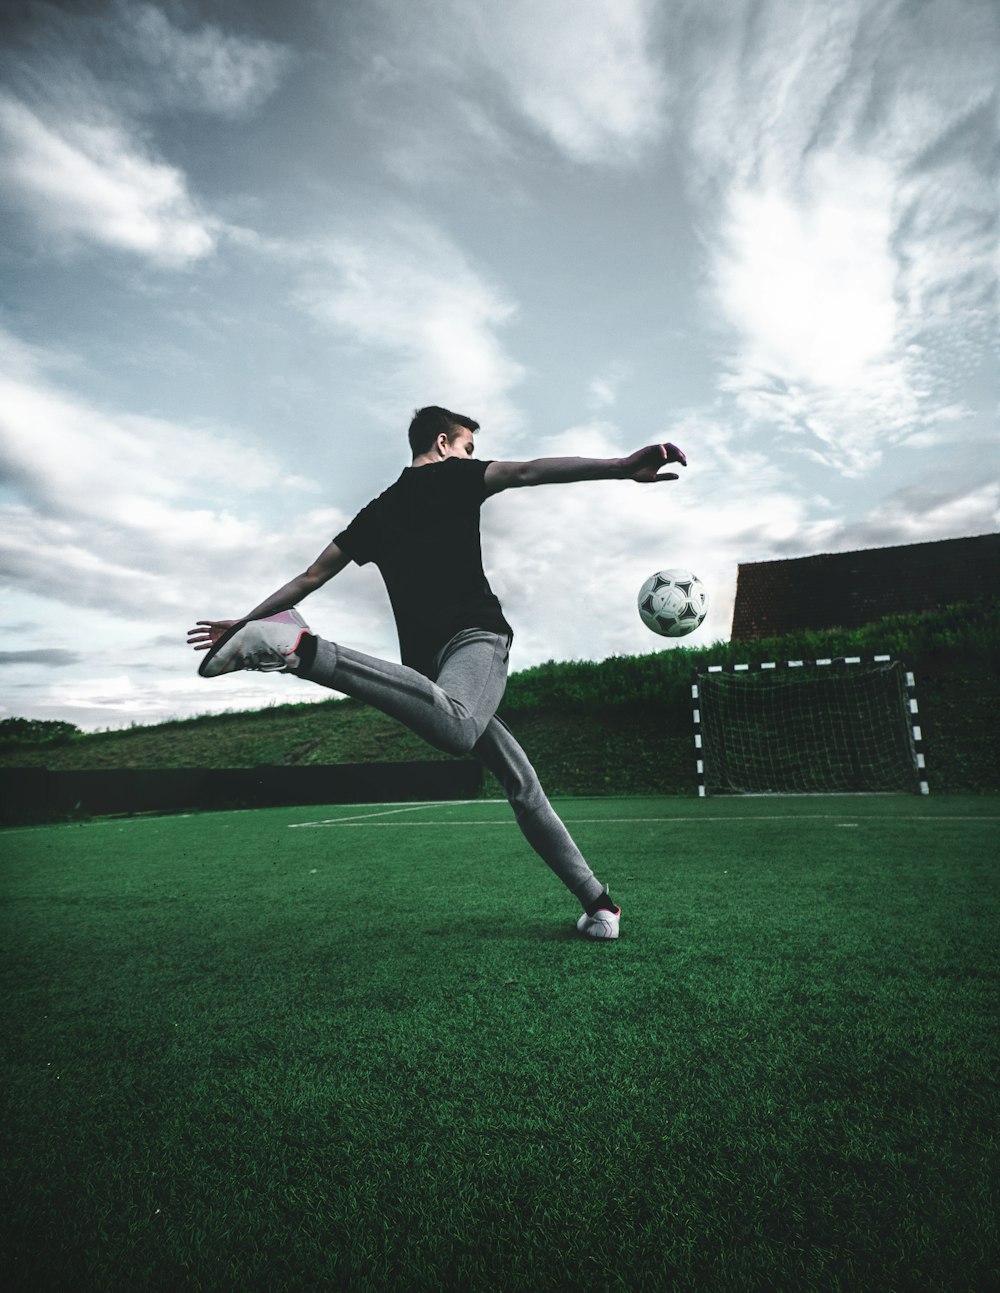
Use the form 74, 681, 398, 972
473, 721, 546, 807
495, 760, 545, 814
441, 734, 478, 758
438, 714, 486, 758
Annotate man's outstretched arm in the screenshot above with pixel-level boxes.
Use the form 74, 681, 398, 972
483, 442, 686, 494
187, 540, 349, 652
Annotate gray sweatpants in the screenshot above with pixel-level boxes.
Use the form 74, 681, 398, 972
301, 628, 604, 909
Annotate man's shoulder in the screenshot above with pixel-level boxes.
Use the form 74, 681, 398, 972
444, 457, 492, 480
444, 456, 490, 467
360, 460, 490, 514
407, 458, 491, 486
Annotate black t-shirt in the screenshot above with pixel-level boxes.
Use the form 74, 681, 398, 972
334, 457, 512, 676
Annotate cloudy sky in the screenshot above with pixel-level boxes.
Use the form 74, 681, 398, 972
1, 0, 997, 731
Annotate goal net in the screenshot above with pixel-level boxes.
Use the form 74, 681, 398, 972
693, 657, 928, 795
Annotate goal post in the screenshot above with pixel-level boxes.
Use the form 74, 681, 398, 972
692, 655, 928, 796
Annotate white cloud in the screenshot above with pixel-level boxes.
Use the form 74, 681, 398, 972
713, 449, 1000, 559
839, 478, 1000, 549
0, 92, 216, 264
0, 326, 405, 730
587, 362, 630, 410
469, 0, 669, 164
863, 0, 998, 168
715, 155, 897, 389
709, 152, 924, 474
0, 329, 338, 618
0, 2, 289, 264
676, 0, 998, 476
0, 363, 275, 525
121, 3, 290, 118
0, 660, 336, 732
298, 218, 526, 438
0, 506, 176, 617
363, 0, 668, 170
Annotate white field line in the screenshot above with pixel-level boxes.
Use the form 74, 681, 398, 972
8, 808, 996, 836
5, 799, 506, 836
289, 800, 487, 828
290, 814, 1000, 828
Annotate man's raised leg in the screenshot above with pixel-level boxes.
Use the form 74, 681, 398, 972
300, 628, 509, 758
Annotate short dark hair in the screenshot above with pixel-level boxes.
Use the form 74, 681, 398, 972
408, 405, 480, 456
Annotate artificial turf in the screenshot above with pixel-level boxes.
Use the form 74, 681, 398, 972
2, 796, 997, 1290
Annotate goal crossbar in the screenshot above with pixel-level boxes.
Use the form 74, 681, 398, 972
692, 655, 929, 797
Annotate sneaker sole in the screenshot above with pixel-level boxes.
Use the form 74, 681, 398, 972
198, 619, 249, 678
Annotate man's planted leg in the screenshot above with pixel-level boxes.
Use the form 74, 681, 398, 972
474, 717, 620, 938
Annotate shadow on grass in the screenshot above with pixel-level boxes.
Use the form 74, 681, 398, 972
421, 916, 591, 943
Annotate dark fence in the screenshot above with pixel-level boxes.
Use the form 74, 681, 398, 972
0, 761, 482, 826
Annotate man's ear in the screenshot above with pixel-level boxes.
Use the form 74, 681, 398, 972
435, 432, 450, 458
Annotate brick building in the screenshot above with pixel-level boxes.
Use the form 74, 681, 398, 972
730, 533, 1000, 642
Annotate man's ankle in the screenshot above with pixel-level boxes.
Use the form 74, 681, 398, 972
293, 632, 318, 676
586, 893, 619, 917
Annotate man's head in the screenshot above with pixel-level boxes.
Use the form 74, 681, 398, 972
408, 406, 479, 461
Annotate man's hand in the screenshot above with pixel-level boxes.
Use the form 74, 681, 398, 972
187, 619, 241, 652
619, 443, 687, 483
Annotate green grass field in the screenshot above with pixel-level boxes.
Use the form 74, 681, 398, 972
3, 796, 998, 1290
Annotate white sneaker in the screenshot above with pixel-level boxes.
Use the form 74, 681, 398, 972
576, 904, 621, 940
199, 609, 311, 678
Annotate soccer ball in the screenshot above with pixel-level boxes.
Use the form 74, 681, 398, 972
638, 568, 708, 637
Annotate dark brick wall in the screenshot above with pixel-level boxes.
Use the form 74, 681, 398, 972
731, 533, 1000, 641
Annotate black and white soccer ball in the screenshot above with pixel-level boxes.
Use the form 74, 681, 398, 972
638, 568, 709, 637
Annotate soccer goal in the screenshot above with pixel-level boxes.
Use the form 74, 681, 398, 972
692, 655, 928, 796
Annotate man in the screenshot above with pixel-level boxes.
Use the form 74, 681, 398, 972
188, 406, 687, 940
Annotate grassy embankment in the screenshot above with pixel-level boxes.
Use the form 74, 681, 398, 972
2, 601, 997, 794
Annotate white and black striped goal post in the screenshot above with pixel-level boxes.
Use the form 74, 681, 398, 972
692, 655, 929, 797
